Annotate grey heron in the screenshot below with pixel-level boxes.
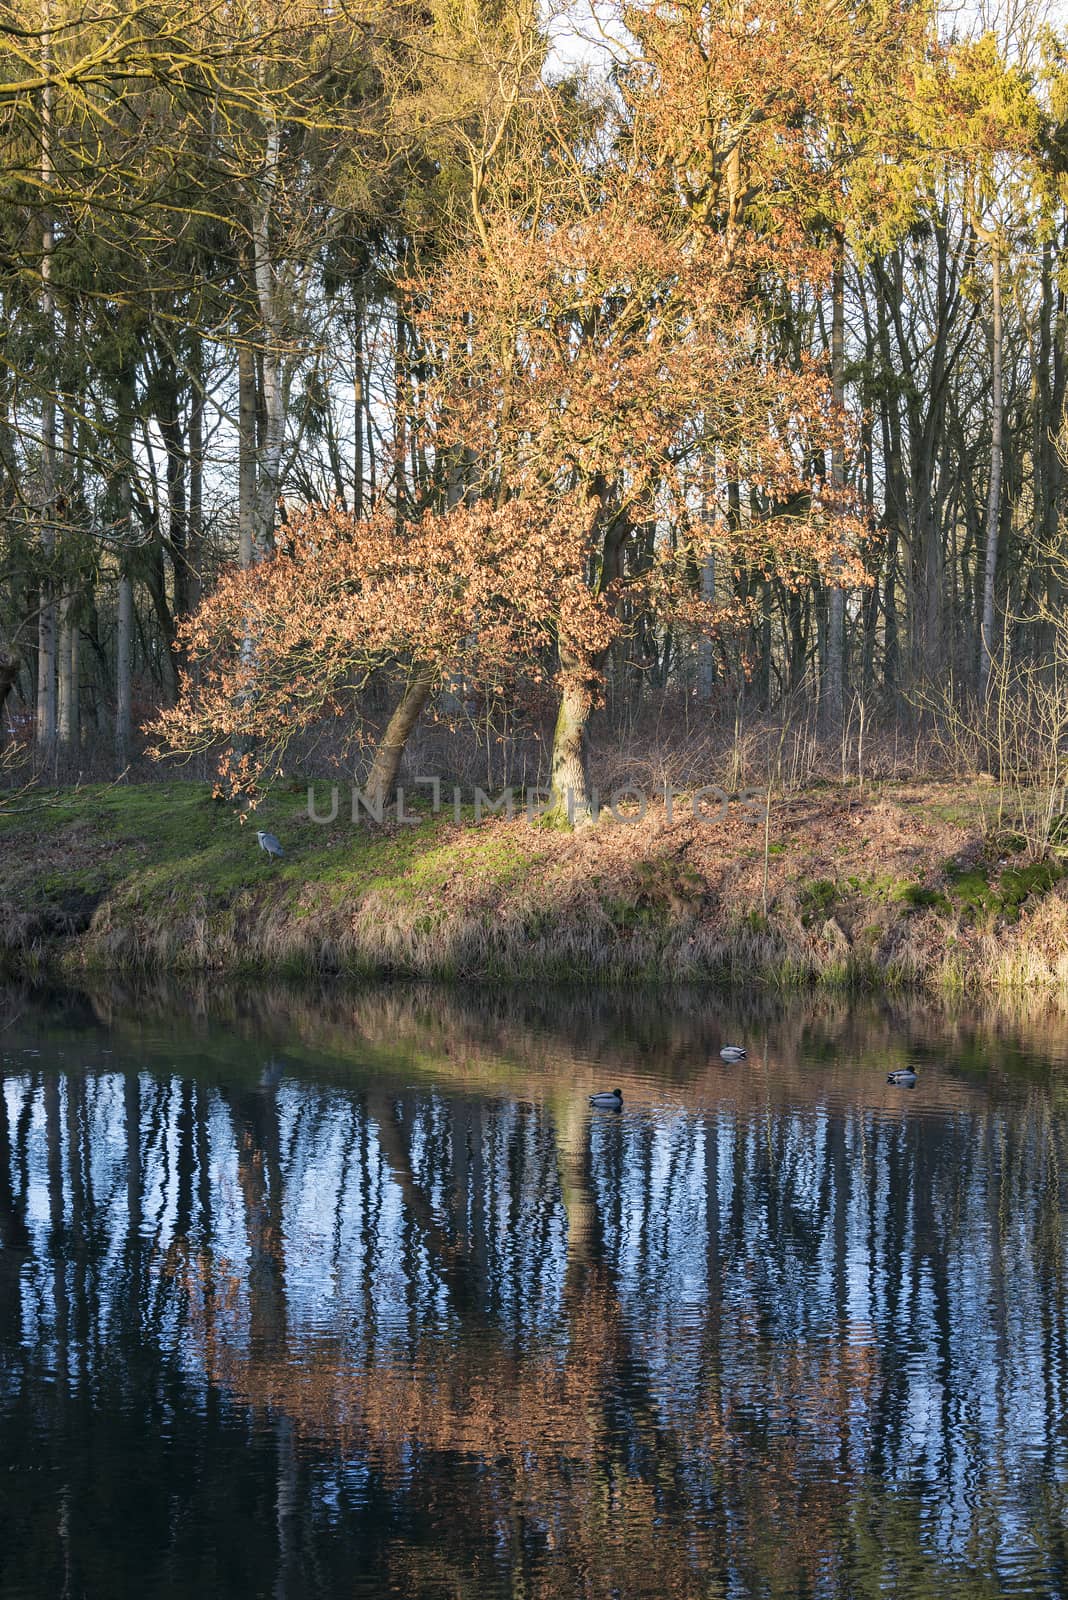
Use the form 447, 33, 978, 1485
256, 830, 284, 860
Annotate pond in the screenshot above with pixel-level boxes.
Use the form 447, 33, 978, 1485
1, 979, 1067, 1598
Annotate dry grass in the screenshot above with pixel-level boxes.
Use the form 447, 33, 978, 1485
4, 776, 1067, 994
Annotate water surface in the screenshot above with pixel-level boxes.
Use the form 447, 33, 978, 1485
2, 980, 1067, 1598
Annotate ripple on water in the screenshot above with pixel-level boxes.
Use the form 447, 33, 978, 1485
0, 983, 1066, 1598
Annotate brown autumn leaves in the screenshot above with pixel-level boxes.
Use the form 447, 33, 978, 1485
150, 0, 940, 815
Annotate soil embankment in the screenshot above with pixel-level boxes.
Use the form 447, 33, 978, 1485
2, 779, 1067, 990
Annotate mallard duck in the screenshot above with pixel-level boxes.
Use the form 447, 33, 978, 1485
887, 1068, 917, 1087
589, 1088, 623, 1109
720, 1045, 747, 1062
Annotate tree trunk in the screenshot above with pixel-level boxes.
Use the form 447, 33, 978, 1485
234, 184, 282, 787
823, 228, 846, 728
238, 339, 257, 569
697, 484, 716, 702
394, 297, 411, 526
978, 236, 1003, 699
252, 115, 283, 558
0, 641, 19, 750
69, 622, 80, 752
363, 664, 436, 809
57, 595, 77, 754
545, 672, 594, 828
56, 364, 78, 756
142, 538, 179, 705
115, 380, 135, 772
160, 378, 189, 619
544, 493, 625, 828
36, 3, 57, 757
115, 577, 132, 769
353, 302, 364, 518
1033, 238, 1062, 663
697, 554, 717, 701
188, 338, 204, 612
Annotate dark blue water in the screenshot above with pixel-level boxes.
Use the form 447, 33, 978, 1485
1, 980, 1067, 1597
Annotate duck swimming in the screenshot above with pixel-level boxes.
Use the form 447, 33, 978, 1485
720, 1045, 747, 1062
887, 1068, 918, 1087
589, 1089, 623, 1109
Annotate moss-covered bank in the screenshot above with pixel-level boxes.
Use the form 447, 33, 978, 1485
3, 778, 1068, 989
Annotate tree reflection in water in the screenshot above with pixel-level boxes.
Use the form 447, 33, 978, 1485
0, 980, 1066, 1598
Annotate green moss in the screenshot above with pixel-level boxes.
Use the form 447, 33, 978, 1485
798, 879, 838, 926
998, 860, 1062, 918
937, 856, 1062, 926
890, 881, 951, 913
944, 865, 993, 914
867, 873, 905, 902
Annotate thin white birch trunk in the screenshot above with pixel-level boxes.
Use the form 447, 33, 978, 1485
238, 339, 256, 570
352, 304, 364, 518
57, 598, 75, 752
251, 87, 282, 559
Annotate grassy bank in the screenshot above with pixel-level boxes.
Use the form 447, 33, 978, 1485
2, 778, 1068, 990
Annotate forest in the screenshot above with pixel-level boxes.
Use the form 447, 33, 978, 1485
5, 10, 1068, 1578
0, 0, 1066, 826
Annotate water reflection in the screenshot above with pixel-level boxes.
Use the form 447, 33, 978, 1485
1, 980, 1067, 1598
